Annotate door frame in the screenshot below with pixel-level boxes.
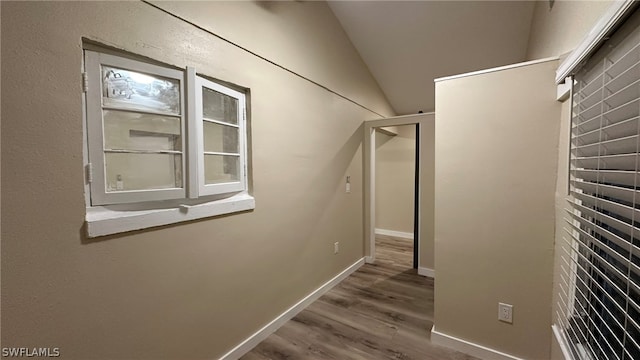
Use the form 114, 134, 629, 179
364, 113, 434, 264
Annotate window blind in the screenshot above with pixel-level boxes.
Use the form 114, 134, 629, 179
560, 9, 640, 360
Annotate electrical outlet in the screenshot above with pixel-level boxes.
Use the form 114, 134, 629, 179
334, 242, 339, 254
498, 303, 513, 323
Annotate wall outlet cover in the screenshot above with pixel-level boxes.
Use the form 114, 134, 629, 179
498, 302, 513, 324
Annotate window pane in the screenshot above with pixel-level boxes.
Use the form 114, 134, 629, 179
202, 87, 238, 125
105, 153, 182, 192
204, 154, 239, 185
102, 66, 180, 115
203, 122, 239, 153
104, 110, 181, 151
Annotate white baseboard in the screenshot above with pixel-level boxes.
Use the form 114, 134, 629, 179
375, 228, 414, 240
365, 255, 375, 264
418, 267, 435, 278
219, 258, 365, 360
431, 326, 524, 360
552, 324, 572, 360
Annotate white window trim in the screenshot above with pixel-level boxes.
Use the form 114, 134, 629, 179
194, 73, 247, 196
83, 50, 254, 238
555, 0, 637, 83
85, 51, 187, 205
85, 193, 255, 237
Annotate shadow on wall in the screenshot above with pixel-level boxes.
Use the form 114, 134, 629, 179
78, 207, 255, 245
274, 122, 365, 242
81, 123, 365, 251
375, 131, 394, 149
79, 118, 365, 247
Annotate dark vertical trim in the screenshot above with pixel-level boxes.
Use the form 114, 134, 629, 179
413, 123, 420, 269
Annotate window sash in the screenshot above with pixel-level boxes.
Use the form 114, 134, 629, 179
191, 71, 247, 197
85, 51, 187, 205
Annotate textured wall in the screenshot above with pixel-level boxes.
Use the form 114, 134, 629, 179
434, 59, 561, 359
0, 1, 393, 358
150, 1, 391, 117
527, 0, 613, 60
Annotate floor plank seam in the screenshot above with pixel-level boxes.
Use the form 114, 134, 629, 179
240, 236, 479, 360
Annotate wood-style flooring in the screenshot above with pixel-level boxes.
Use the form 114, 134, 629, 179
240, 235, 478, 360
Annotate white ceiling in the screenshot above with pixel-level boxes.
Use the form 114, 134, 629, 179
328, 1, 536, 115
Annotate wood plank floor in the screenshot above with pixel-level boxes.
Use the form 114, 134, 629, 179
240, 235, 478, 360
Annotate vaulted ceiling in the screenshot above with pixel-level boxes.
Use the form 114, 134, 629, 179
328, 1, 537, 115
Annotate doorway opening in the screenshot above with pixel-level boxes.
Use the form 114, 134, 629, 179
364, 113, 433, 275
373, 124, 418, 269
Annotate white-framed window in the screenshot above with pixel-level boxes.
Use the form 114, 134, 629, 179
192, 72, 247, 196
559, 7, 640, 360
83, 49, 253, 237
85, 51, 187, 205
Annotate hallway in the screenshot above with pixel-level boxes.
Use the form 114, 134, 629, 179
241, 235, 478, 360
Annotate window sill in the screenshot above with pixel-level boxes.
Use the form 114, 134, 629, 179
85, 193, 255, 238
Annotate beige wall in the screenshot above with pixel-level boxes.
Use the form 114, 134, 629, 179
148, 1, 391, 117
526, 0, 613, 60
434, 60, 561, 359
0, 2, 393, 359
375, 125, 415, 234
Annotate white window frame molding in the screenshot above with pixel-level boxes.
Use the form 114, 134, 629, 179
85, 50, 187, 205
193, 74, 247, 196
555, 0, 637, 84
83, 50, 254, 238
85, 193, 255, 237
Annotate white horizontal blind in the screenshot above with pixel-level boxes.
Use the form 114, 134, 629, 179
561, 9, 640, 360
